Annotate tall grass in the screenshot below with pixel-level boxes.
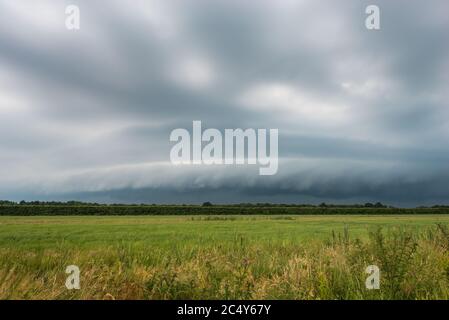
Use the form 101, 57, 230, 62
0, 226, 448, 300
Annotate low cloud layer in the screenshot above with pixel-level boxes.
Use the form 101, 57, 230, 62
0, 0, 448, 206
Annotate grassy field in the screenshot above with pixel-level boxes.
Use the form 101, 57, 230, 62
0, 215, 448, 299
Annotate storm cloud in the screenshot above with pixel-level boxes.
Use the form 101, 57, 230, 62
0, 0, 448, 206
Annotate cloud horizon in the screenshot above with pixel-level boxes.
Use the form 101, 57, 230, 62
1, 0, 448, 207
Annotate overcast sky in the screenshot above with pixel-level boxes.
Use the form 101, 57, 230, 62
0, 0, 448, 206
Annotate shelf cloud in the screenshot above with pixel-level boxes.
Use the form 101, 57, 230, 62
0, 0, 448, 206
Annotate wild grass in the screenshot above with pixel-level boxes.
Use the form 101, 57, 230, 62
0, 215, 448, 299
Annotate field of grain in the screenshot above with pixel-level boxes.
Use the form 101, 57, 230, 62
0, 215, 448, 299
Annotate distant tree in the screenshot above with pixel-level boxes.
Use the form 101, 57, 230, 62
364, 202, 374, 208
202, 201, 213, 207
319, 202, 327, 208
374, 202, 385, 208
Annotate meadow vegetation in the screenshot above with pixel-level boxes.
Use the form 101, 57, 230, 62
0, 215, 448, 299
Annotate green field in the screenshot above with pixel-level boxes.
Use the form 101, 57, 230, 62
0, 215, 448, 299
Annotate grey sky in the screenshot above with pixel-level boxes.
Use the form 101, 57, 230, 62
0, 0, 448, 206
